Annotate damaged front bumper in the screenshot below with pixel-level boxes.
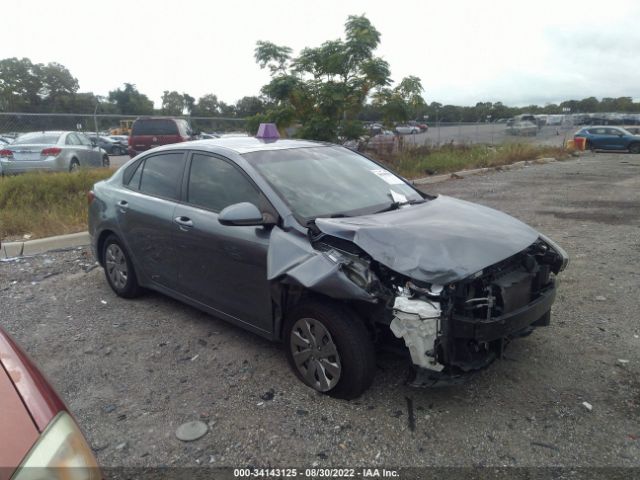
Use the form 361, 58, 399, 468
388, 239, 565, 379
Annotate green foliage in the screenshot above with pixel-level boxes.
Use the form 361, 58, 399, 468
161, 90, 189, 115
108, 83, 154, 115
0, 57, 79, 112
373, 75, 426, 125
254, 15, 399, 141
254, 41, 293, 74
0, 169, 113, 239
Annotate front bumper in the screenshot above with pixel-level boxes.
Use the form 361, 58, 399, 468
450, 283, 556, 342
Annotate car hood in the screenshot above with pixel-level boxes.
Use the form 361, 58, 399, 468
315, 195, 540, 285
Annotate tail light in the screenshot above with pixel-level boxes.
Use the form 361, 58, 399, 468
41, 147, 62, 157
0, 149, 13, 158
87, 190, 96, 205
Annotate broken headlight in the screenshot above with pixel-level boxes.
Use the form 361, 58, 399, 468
323, 248, 374, 290
538, 234, 569, 273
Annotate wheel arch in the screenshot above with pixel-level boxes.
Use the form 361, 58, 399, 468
272, 284, 377, 342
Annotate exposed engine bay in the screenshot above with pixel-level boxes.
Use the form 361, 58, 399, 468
308, 231, 567, 377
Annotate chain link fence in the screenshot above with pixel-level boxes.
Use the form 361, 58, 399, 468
0, 113, 248, 140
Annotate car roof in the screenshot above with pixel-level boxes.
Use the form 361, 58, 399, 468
157, 137, 330, 155
18, 131, 67, 135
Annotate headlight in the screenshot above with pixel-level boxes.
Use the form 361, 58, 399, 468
539, 233, 569, 272
12, 412, 100, 480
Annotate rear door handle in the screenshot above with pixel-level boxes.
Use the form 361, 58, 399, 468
117, 200, 128, 213
174, 216, 193, 229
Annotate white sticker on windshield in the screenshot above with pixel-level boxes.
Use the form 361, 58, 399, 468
390, 189, 407, 204
370, 169, 404, 185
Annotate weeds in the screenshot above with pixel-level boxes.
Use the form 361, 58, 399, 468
0, 169, 113, 240
374, 143, 570, 179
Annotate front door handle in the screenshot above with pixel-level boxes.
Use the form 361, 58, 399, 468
174, 216, 193, 229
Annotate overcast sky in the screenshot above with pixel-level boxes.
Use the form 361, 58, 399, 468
2, 0, 638, 108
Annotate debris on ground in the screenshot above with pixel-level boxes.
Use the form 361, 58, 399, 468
175, 421, 209, 442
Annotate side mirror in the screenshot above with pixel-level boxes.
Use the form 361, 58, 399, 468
90, 139, 97, 147
219, 202, 269, 226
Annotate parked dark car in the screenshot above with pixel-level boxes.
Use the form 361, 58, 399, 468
128, 117, 194, 157
574, 126, 640, 153
88, 137, 568, 398
91, 135, 128, 155
0, 325, 100, 478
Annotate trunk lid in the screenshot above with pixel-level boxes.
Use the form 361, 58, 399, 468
5, 144, 50, 161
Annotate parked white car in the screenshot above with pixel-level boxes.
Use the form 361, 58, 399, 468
395, 125, 420, 134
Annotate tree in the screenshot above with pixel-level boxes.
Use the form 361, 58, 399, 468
252, 15, 395, 140
193, 94, 222, 116
0, 58, 41, 111
235, 96, 265, 117
373, 75, 426, 125
161, 90, 187, 115
36, 62, 79, 110
108, 83, 154, 115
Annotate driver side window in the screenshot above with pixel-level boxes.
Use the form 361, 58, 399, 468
66, 133, 80, 145
186, 154, 262, 213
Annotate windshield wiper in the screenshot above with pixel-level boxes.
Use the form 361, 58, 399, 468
374, 198, 425, 214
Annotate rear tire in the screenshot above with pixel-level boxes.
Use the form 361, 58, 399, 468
585, 140, 596, 152
69, 159, 80, 172
102, 234, 142, 298
284, 300, 376, 399
102, 155, 110, 167
629, 143, 640, 154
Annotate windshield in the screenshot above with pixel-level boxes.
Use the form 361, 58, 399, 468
13, 132, 61, 145
243, 145, 423, 221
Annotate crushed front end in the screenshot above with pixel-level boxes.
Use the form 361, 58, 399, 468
389, 236, 568, 381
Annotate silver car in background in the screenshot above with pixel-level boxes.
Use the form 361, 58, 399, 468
0, 131, 109, 174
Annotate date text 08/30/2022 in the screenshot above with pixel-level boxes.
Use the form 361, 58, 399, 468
233, 467, 400, 478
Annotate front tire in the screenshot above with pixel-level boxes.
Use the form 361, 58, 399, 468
284, 300, 375, 399
69, 159, 80, 172
102, 235, 142, 298
629, 143, 640, 154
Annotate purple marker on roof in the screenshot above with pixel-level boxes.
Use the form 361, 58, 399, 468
256, 123, 280, 139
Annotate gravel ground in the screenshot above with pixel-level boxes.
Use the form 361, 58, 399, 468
1, 152, 639, 469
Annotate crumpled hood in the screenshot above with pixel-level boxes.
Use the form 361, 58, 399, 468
315, 195, 540, 285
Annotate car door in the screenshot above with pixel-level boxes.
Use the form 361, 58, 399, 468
65, 133, 84, 163
605, 128, 627, 150
173, 152, 276, 334
76, 132, 101, 166
116, 151, 187, 289
588, 128, 607, 148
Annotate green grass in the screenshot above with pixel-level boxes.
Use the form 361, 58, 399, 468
374, 143, 570, 179
0, 169, 113, 241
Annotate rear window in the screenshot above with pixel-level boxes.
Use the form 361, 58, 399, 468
137, 152, 185, 199
13, 132, 61, 145
131, 119, 179, 136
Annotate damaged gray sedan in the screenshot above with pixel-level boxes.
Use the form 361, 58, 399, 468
88, 137, 568, 399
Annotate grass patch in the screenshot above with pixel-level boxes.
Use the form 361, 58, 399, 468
0, 169, 113, 241
374, 143, 570, 179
